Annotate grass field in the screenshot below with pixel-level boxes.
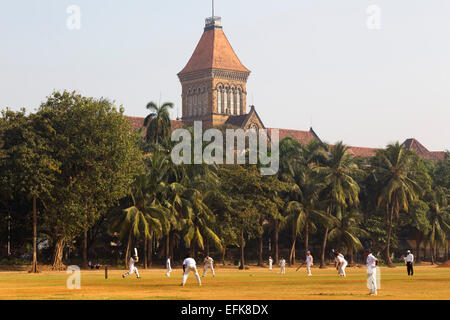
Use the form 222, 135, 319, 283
0, 265, 449, 300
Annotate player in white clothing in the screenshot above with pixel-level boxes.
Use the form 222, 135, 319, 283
365, 249, 378, 295
306, 251, 313, 276
181, 256, 202, 286
279, 257, 286, 274
122, 255, 140, 279
333, 250, 348, 277
202, 256, 215, 277
268, 256, 273, 270
166, 256, 172, 277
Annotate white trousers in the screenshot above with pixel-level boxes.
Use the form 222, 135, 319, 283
166, 266, 172, 277
203, 263, 215, 277
338, 261, 348, 277
280, 266, 286, 274
306, 264, 312, 275
367, 269, 377, 294
269, 262, 273, 270
182, 266, 202, 285
124, 265, 140, 278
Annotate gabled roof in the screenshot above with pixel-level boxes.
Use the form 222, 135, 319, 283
225, 105, 266, 129
267, 128, 318, 146
402, 138, 446, 160
178, 26, 250, 75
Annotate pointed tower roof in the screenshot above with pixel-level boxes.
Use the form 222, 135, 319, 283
178, 17, 250, 75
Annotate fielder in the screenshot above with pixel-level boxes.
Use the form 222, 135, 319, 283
333, 250, 348, 277
181, 256, 202, 286
365, 249, 378, 296
279, 257, 286, 274
268, 256, 273, 270
202, 255, 215, 277
122, 254, 140, 279
166, 256, 172, 277
306, 251, 313, 276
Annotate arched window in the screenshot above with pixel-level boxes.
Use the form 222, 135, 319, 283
236, 89, 241, 115
224, 89, 228, 114
230, 89, 235, 115
217, 88, 222, 114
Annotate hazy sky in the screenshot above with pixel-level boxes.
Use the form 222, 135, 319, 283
0, 0, 449, 151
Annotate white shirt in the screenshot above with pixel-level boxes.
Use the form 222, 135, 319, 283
129, 257, 136, 267
204, 257, 213, 265
183, 258, 197, 268
405, 253, 414, 263
306, 255, 313, 266
279, 259, 286, 267
166, 258, 171, 268
336, 254, 346, 265
269, 258, 273, 264
366, 254, 378, 271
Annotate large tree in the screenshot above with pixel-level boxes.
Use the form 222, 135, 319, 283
372, 143, 421, 266
36, 91, 144, 269
143, 101, 174, 145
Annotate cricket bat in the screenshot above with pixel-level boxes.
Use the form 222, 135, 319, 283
134, 248, 138, 261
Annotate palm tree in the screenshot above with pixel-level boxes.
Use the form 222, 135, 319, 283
143, 101, 174, 145
327, 209, 369, 264
286, 169, 332, 255
427, 187, 450, 264
373, 143, 420, 266
180, 189, 222, 257
314, 142, 361, 267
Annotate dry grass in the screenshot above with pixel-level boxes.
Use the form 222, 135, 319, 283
0, 265, 449, 300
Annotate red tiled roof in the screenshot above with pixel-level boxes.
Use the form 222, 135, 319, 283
347, 146, 378, 158
402, 138, 446, 160
267, 128, 317, 145
178, 27, 250, 74
126, 116, 183, 132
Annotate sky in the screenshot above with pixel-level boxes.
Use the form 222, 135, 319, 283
0, 0, 449, 151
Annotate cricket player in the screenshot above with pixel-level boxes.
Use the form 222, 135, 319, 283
181, 256, 202, 286
279, 257, 286, 274
405, 250, 414, 276
306, 251, 313, 276
268, 256, 273, 270
365, 249, 378, 295
333, 250, 348, 277
166, 256, 172, 277
122, 255, 140, 279
202, 255, 215, 277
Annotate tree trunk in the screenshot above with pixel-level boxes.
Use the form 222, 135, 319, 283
222, 246, 226, 266
170, 233, 175, 259
258, 236, 263, 266
82, 220, 88, 269
304, 221, 309, 252
320, 227, 329, 268
274, 219, 279, 264
165, 233, 170, 260
349, 247, 354, 265
386, 206, 394, 266
240, 229, 245, 269
148, 235, 153, 268
144, 237, 148, 270
51, 237, 65, 270
125, 230, 132, 268
445, 242, 449, 262
30, 195, 39, 273
190, 243, 195, 258
206, 238, 210, 256
289, 221, 296, 266
415, 230, 423, 262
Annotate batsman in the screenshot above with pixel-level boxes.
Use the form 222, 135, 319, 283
122, 248, 141, 279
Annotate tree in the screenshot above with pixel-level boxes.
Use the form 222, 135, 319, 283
36, 91, 143, 269
426, 187, 449, 264
143, 101, 174, 145
0, 109, 60, 273
327, 209, 369, 264
314, 142, 361, 268
373, 143, 421, 266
